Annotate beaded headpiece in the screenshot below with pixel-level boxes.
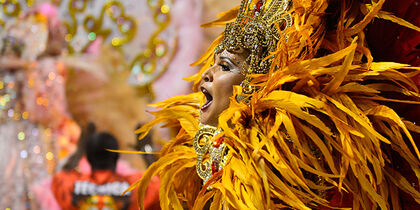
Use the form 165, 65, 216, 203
215, 0, 293, 96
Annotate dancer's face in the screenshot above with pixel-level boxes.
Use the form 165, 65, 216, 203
199, 49, 248, 127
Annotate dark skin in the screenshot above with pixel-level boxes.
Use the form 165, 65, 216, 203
62, 122, 96, 171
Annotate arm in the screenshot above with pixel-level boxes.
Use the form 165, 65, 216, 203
0, 56, 29, 71
62, 122, 96, 171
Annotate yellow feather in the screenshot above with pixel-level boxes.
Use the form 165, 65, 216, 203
344, 0, 385, 36
385, 167, 420, 204
201, 5, 239, 28
209, 191, 223, 210
299, 123, 338, 174
190, 35, 223, 67
323, 38, 358, 95
134, 0, 420, 208
364, 4, 420, 33
326, 95, 390, 144
366, 106, 420, 160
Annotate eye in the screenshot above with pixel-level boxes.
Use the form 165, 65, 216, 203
219, 63, 230, 71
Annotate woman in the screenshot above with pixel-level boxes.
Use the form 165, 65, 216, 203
0, 4, 77, 209
134, 0, 420, 209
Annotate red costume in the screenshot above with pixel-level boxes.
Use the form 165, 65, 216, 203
52, 170, 160, 210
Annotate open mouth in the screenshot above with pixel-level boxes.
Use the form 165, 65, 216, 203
201, 87, 213, 111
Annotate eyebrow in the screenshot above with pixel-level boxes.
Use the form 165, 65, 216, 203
219, 56, 237, 67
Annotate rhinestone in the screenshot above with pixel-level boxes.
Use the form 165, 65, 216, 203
20, 150, 28, 158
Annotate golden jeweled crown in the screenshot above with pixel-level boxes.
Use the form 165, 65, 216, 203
215, 0, 293, 96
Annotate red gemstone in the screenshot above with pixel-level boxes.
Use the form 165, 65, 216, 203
256, 0, 263, 12
213, 137, 224, 148
211, 162, 218, 174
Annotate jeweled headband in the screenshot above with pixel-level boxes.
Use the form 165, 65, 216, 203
214, 0, 293, 97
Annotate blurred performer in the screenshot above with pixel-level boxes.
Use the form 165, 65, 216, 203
52, 131, 160, 210
63, 38, 149, 171
0, 3, 78, 209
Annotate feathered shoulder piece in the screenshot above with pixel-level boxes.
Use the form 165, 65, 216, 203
133, 0, 420, 209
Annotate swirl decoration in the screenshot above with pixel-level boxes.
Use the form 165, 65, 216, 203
0, 0, 21, 30
128, 0, 177, 87
193, 125, 217, 181
64, 0, 137, 53
0, 0, 176, 89
0, 0, 35, 29
193, 125, 229, 184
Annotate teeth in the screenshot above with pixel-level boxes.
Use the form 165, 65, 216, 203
201, 87, 213, 110
201, 87, 207, 94
201, 88, 212, 101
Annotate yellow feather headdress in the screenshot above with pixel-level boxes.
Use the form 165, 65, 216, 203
134, 0, 420, 209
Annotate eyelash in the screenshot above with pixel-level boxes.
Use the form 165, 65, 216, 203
219, 64, 230, 71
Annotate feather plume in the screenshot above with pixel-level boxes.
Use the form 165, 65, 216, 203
133, 0, 420, 209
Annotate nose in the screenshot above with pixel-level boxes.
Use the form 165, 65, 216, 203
201, 67, 213, 82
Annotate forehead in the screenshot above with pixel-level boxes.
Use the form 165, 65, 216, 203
215, 49, 249, 60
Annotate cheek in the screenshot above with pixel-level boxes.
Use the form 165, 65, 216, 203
214, 74, 244, 104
